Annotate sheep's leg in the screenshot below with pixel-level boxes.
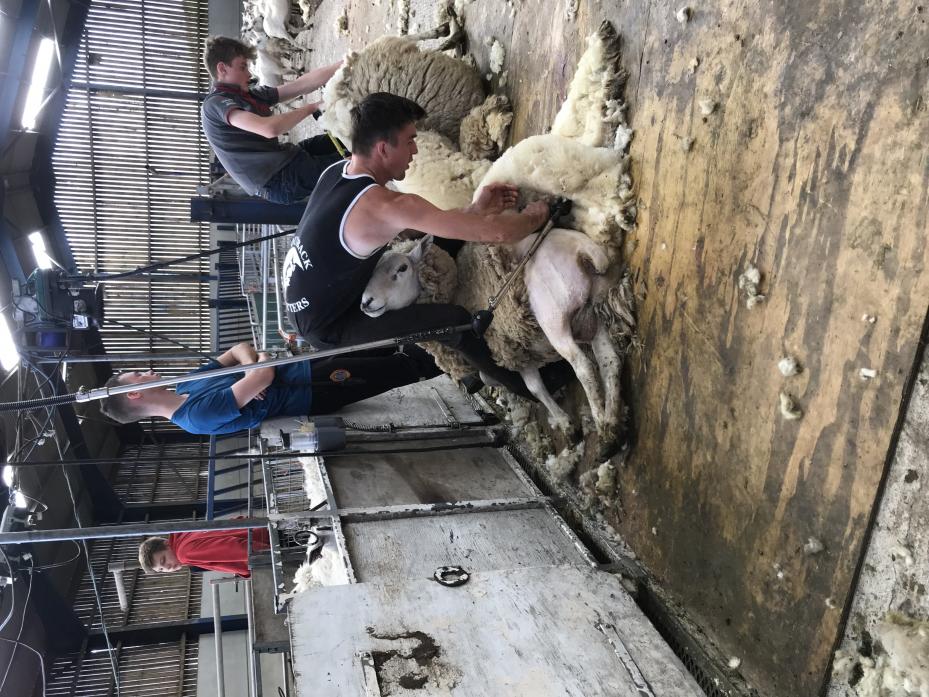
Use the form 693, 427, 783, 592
520, 367, 573, 433
407, 6, 465, 51
591, 324, 625, 459
545, 323, 606, 427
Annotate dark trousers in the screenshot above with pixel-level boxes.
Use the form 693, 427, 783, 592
308, 350, 441, 414
262, 135, 344, 205
304, 304, 533, 400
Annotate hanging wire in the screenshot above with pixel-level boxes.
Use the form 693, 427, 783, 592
13, 358, 121, 694
0, 556, 35, 693
0, 637, 44, 696
30, 539, 82, 572
59, 464, 120, 695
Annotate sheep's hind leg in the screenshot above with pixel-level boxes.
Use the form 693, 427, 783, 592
407, 6, 465, 52
520, 367, 573, 434
591, 325, 625, 460
544, 323, 606, 429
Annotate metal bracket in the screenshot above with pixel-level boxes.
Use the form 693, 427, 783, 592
594, 621, 656, 697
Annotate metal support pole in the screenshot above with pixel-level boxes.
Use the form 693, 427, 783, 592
245, 579, 261, 697
0, 516, 268, 545
281, 654, 291, 697
211, 583, 226, 697
260, 234, 269, 351
112, 569, 128, 613
206, 435, 217, 520
33, 352, 214, 364
73, 323, 472, 403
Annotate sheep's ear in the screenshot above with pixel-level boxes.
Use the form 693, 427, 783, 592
409, 235, 433, 264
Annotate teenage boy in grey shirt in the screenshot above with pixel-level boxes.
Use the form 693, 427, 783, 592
201, 36, 344, 204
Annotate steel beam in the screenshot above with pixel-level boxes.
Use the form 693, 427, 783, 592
0, 516, 269, 544
86, 614, 247, 650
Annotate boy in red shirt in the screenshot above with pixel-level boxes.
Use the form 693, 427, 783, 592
139, 528, 270, 578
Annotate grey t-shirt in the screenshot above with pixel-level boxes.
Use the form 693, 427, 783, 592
201, 83, 299, 195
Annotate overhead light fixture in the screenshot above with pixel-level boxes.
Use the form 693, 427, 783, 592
0, 315, 18, 372
1, 465, 12, 487
21, 37, 56, 130
29, 231, 53, 270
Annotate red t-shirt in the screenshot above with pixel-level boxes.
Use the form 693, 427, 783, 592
168, 528, 270, 578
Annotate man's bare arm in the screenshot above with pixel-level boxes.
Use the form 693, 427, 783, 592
229, 352, 275, 408
216, 342, 259, 367
276, 61, 342, 102
227, 102, 319, 139
357, 186, 549, 249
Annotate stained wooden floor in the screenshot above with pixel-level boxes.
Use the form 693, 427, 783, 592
303, 1, 929, 694
457, 1, 929, 695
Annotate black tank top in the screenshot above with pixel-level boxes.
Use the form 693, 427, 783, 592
282, 160, 384, 340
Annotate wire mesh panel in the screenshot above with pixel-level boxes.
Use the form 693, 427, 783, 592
47, 639, 199, 697
264, 456, 322, 516
215, 240, 255, 349
111, 441, 208, 504
235, 224, 297, 350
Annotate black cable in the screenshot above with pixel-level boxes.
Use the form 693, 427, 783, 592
0, 557, 34, 693
30, 540, 82, 572
0, 393, 75, 414
12, 356, 68, 459
70, 227, 295, 282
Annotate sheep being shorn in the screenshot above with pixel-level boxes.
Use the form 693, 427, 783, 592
360, 22, 637, 456
363, 231, 635, 456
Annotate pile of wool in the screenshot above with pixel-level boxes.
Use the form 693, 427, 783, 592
300, 456, 327, 509
544, 442, 585, 482
579, 462, 618, 509
832, 613, 929, 697
551, 21, 628, 148
290, 529, 349, 594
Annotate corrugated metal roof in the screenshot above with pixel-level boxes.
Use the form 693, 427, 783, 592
52, 0, 211, 380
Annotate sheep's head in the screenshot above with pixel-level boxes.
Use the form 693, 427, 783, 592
360, 236, 433, 317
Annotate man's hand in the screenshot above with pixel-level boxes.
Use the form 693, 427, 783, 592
229, 350, 276, 407
522, 200, 550, 230
470, 183, 520, 216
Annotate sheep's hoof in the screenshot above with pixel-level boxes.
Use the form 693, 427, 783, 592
552, 418, 581, 443
596, 422, 630, 461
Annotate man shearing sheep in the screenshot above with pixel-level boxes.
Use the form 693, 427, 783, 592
282, 92, 550, 399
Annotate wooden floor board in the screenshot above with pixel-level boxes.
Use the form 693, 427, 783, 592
466, 1, 929, 694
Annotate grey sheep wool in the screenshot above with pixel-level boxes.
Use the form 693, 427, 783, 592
321, 36, 487, 151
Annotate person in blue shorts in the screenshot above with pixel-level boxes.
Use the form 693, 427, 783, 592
98, 341, 438, 435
